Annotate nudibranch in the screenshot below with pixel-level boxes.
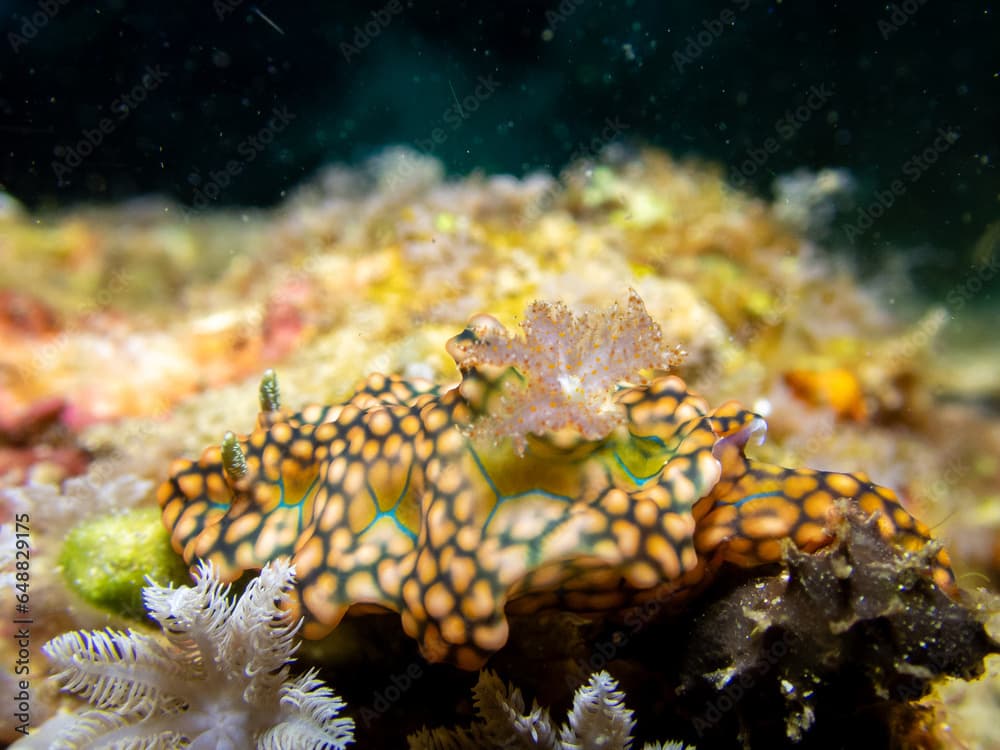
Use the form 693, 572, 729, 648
159, 291, 954, 669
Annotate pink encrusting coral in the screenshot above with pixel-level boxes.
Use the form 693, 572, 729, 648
448, 288, 684, 454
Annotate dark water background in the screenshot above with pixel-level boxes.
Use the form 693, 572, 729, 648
0, 0, 996, 297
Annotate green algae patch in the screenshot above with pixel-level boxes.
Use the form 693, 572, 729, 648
59, 506, 191, 620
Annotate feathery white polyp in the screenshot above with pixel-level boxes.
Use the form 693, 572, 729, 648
31, 559, 354, 749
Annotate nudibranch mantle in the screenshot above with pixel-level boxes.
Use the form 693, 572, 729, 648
159, 297, 954, 670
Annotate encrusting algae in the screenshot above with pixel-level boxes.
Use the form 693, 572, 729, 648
1, 147, 999, 748
58, 506, 189, 621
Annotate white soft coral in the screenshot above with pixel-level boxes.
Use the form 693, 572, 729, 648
451, 289, 684, 454
408, 670, 693, 750
16, 559, 354, 749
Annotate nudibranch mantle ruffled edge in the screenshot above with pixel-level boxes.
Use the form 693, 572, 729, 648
159, 291, 954, 669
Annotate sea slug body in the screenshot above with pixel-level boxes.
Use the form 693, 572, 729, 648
159, 293, 954, 669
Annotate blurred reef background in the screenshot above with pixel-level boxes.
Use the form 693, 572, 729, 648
1, 0, 998, 295
0, 1, 998, 749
